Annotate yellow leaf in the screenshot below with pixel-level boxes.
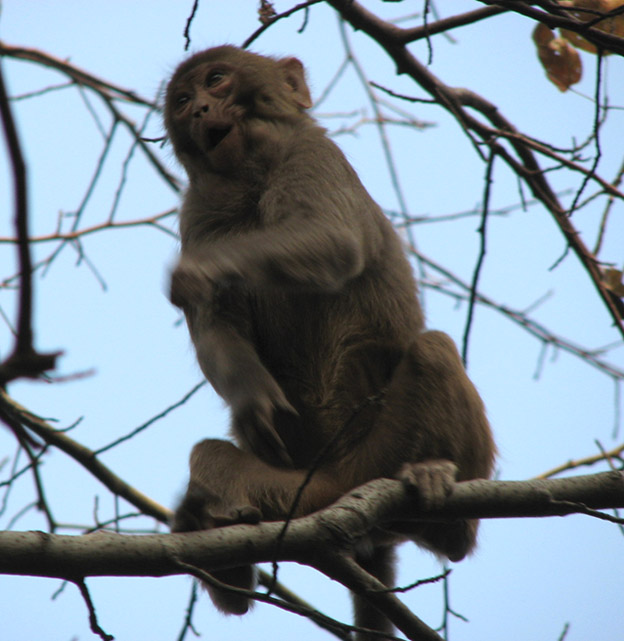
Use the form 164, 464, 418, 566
533, 23, 583, 91
604, 268, 624, 297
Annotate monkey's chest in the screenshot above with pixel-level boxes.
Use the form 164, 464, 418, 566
249, 290, 326, 378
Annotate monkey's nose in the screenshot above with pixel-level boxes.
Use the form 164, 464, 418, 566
193, 104, 210, 118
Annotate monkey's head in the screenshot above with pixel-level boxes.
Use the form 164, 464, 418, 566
165, 46, 313, 174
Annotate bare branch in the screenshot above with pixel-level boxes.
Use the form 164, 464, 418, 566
0, 389, 170, 522
326, 0, 624, 336
478, 0, 624, 55
1, 471, 622, 580
0, 62, 61, 384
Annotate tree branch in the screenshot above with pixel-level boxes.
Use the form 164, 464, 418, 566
325, 0, 624, 337
1, 471, 622, 580
0, 389, 169, 522
478, 0, 624, 56
0, 62, 61, 384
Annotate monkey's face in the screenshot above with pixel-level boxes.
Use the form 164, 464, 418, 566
165, 60, 247, 170
165, 47, 313, 175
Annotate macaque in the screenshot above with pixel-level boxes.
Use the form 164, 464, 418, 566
166, 45, 495, 639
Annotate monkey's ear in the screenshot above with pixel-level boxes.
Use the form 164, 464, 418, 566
278, 58, 313, 110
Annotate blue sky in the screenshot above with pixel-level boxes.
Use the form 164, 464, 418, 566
1, 2, 623, 640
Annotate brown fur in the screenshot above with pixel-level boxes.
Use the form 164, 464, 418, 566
166, 46, 496, 639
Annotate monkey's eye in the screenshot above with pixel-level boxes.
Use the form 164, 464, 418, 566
175, 94, 190, 108
206, 70, 226, 87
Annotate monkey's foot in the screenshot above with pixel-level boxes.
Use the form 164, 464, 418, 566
397, 459, 458, 510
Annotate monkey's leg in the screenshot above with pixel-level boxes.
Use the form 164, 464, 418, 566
173, 439, 346, 614
338, 331, 491, 561
352, 544, 396, 641
186, 439, 345, 519
396, 461, 479, 562
172, 460, 262, 615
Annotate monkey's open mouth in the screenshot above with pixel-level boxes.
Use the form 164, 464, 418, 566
207, 126, 232, 148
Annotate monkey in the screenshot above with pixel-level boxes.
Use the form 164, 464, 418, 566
166, 45, 496, 639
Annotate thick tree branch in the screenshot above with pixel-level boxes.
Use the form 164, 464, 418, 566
1, 471, 622, 580
1, 469, 621, 640
314, 551, 442, 641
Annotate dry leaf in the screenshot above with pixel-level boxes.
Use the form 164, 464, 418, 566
258, 0, 277, 25
533, 23, 583, 90
604, 268, 624, 297
559, 0, 624, 54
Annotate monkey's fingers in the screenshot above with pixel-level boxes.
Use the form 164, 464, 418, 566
255, 379, 298, 420
211, 505, 262, 527
252, 419, 294, 467
274, 396, 298, 418
238, 409, 294, 468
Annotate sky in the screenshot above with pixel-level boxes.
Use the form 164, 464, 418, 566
1, 2, 623, 640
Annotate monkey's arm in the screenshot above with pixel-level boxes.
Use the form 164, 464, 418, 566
175, 135, 386, 296
186, 307, 296, 467
181, 221, 363, 293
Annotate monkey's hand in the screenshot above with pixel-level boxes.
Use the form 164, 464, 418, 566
397, 460, 458, 510
231, 380, 298, 468
169, 259, 216, 309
